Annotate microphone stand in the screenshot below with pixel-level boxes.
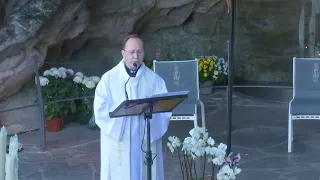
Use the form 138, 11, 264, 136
143, 103, 153, 180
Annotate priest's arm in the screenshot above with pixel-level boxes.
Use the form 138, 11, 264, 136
150, 76, 172, 143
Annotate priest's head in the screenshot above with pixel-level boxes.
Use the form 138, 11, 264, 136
121, 34, 145, 70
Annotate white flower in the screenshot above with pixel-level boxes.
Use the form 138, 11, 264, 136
82, 76, 89, 84
207, 137, 215, 146
218, 143, 227, 151
50, 67, 58, 71
75, 72, 84, 78
168, 136, 181, 148
85, 80, 96, 89
43, 70, 52, 76
51, 70, 61, 78
90, 76, 100, 83
217, 165, 236, 180
59, 71, 67, 79
35, 76, 49, 86
67, 69, 74, 75
167, 142, 174, 153
234, 167, 242, 175
73, 76, 83, 83
58, 67, 67, 72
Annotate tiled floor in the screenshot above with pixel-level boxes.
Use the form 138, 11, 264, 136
17, 90, 320, 180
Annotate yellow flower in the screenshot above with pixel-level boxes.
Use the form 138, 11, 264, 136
199, 67, 202, 71
203, 73, 208, 77
204, 69, 207, 72
209, 67, 213, 71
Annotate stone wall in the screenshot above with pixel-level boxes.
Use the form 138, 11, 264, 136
0, 0, 319, 134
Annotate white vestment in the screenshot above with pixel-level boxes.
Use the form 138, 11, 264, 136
93, 59, 172, 180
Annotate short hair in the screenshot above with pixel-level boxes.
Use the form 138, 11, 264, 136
122, 34, 144, 49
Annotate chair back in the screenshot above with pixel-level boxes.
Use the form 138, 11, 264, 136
293, 57, 320, 99
153, 60, 199, 102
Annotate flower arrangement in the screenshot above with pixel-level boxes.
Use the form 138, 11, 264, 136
196, 55, 228, 85
197, 56, 216, 83
71, 73, 100, 125
167, 127, 241, 180
35, 67, 75, 120
35, 67, 100, 126
212, 57, 228, 85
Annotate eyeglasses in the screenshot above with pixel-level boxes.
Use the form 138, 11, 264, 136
123, 49, 144, 55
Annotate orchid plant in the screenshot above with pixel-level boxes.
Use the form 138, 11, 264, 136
167, 127, 242, 180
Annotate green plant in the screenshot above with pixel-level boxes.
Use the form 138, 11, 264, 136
36, 67, 75, 120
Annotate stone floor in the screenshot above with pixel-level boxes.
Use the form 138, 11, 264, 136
16, 90, 320, 180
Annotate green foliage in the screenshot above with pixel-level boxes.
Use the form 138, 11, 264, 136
41, 76, 75, 120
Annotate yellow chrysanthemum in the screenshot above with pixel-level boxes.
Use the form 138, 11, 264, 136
203, 73, 208, 77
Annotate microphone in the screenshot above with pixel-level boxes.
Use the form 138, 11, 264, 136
125, 63, 138, 101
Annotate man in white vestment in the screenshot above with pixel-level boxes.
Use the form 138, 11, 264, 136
93, 34, 172, 180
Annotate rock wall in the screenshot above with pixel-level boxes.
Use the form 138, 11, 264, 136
0, 0, 318, 133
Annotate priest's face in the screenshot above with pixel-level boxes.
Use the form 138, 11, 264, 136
121, 37, 145, 70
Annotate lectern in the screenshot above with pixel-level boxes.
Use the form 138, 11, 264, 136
109, 90, 189, 180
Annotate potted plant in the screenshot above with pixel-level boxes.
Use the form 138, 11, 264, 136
71, 73, 100, 126
36, 67, 76, 132
197, 56, 216, 94
166, 126, 242, 180
211, 57, 228, 86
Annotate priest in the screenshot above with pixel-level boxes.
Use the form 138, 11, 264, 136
93, 34, 172, 180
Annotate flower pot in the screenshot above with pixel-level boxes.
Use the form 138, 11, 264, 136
46, 116, 63, 132
200, 81, 213, 95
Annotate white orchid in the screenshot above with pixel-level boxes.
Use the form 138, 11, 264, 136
166, 126, 242, 180
167, 136, 181, 153
217, 165, 241, 180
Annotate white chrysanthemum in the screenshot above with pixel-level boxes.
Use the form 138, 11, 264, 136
85, 80, 96, 89
58, 67, 67, 72
73, 76, 83, 84
50, 67, 58, 71
90, 76, 100, 83
59, 71, 67, 78
43, 70, 52, 76
51, 70, 61, 78
75, 72, 84, 78
67, 69, 74, 75
82, 76, 89, 84
35, 76, 49, 86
